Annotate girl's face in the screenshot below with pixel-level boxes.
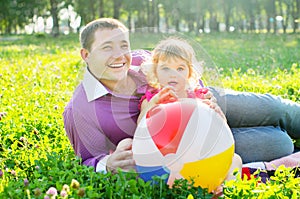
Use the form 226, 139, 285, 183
156, 57, 190, 96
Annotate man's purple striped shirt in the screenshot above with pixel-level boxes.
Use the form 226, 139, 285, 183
63, 68, 148, 169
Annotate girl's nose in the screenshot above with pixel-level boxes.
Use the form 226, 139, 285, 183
169, 69, 179, 76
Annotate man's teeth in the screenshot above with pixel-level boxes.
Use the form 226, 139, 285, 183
109, 63, 124, 68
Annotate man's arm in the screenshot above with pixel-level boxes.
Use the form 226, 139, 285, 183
63, 107, 108, 170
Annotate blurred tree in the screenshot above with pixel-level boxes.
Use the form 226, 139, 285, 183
278, 0, 292, 33
99, 0, 104, 17
74, 0, 98, 25
1, 0, 299, 35
49, 0, 60, 36
0, 0, 47, 34
122, 0, 141, 31
262, 0, 276, 33
125, 0, 147, 31
160, 0, 175, 32
292, 0, 300, 33
74, 0, 114, 27
239, 0, 257, 32
221, 0, 235, 32
179, 0, 196, 32
208, 0, 220, 32
113, 0, 122, 19
48, 0, 74, 36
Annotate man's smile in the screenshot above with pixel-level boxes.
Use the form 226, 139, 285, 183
108, 62, 126, 68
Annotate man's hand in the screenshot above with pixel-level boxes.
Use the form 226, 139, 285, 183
106, 138, 136, 173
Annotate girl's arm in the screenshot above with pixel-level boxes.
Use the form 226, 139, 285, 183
138, 87, 178, 124
137, 99, 156, 124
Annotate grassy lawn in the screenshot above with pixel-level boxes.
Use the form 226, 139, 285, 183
0, 32, 299, 198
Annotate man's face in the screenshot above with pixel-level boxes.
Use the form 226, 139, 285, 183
82, 28, 131, 82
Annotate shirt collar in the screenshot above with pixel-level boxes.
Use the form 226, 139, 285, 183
82, 68, 109, 102
82, 67, 148, 102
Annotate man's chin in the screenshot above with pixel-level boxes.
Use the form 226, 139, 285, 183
110, 72, 129, 82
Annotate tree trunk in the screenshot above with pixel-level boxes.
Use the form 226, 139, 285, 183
266, 15, 271, 33
210, 14, 218, 32
278, 0, 289, 34
113, 0, 122, 19
175, 19, 179, 32
195, 1, 201, 35
201, 15, 205, 32
165, 16, 169, 33
249, 15, 255, 33
50, 0, 59, 37
273, 0, 277, 34
195, 17, 201, 35
292, 0, 300, 33
156, 1, 160, 33
225, 14, 230, 32
173, 7, 180, 32
147, 0, 150, 32
157, 12, 160, 33
127, 12, 132, 32
99, 0, 104, 17
223, 3, 231, 32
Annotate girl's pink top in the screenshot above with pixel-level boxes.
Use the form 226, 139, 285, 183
138, 87, 208, 109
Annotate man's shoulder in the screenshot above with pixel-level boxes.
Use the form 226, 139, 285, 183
64, 83, 87, 110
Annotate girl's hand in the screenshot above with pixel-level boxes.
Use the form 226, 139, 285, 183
194, 87, 209, 99
138, 87, 178, 124
195, 87, 217, 103
195, 87, 223, 119
106, 138, 136, 173
201, 99, 227, 121
155, 86, 178, 104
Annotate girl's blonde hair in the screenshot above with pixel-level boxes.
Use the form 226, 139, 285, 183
145, 37, 201, 89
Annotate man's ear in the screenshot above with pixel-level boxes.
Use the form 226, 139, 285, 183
80, 48, 89, 61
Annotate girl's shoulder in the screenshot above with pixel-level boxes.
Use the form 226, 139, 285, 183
138, 86, 160, 110
143, 87, 160, 102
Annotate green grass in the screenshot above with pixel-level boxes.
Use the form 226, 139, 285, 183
0, 33, 300, 198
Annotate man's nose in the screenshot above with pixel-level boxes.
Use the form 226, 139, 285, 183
112, 47, 125, 58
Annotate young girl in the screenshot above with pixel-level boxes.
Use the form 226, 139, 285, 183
137, 37, 300, 191
138, 37, 225, 123
138, 37, 242, 193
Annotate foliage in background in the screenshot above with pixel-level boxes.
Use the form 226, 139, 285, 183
0, 33, 300, 198
1, 0, 300, 35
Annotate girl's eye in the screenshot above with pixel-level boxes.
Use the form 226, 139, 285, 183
177, 67, 185, 71
161, 67, 169, 71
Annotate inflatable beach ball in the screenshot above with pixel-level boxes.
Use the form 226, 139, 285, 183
132, 99, 235, 192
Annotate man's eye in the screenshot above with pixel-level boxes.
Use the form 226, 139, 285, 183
162, 67, 169, 71
103, 46, 112, 50
121, 44, 129, 49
